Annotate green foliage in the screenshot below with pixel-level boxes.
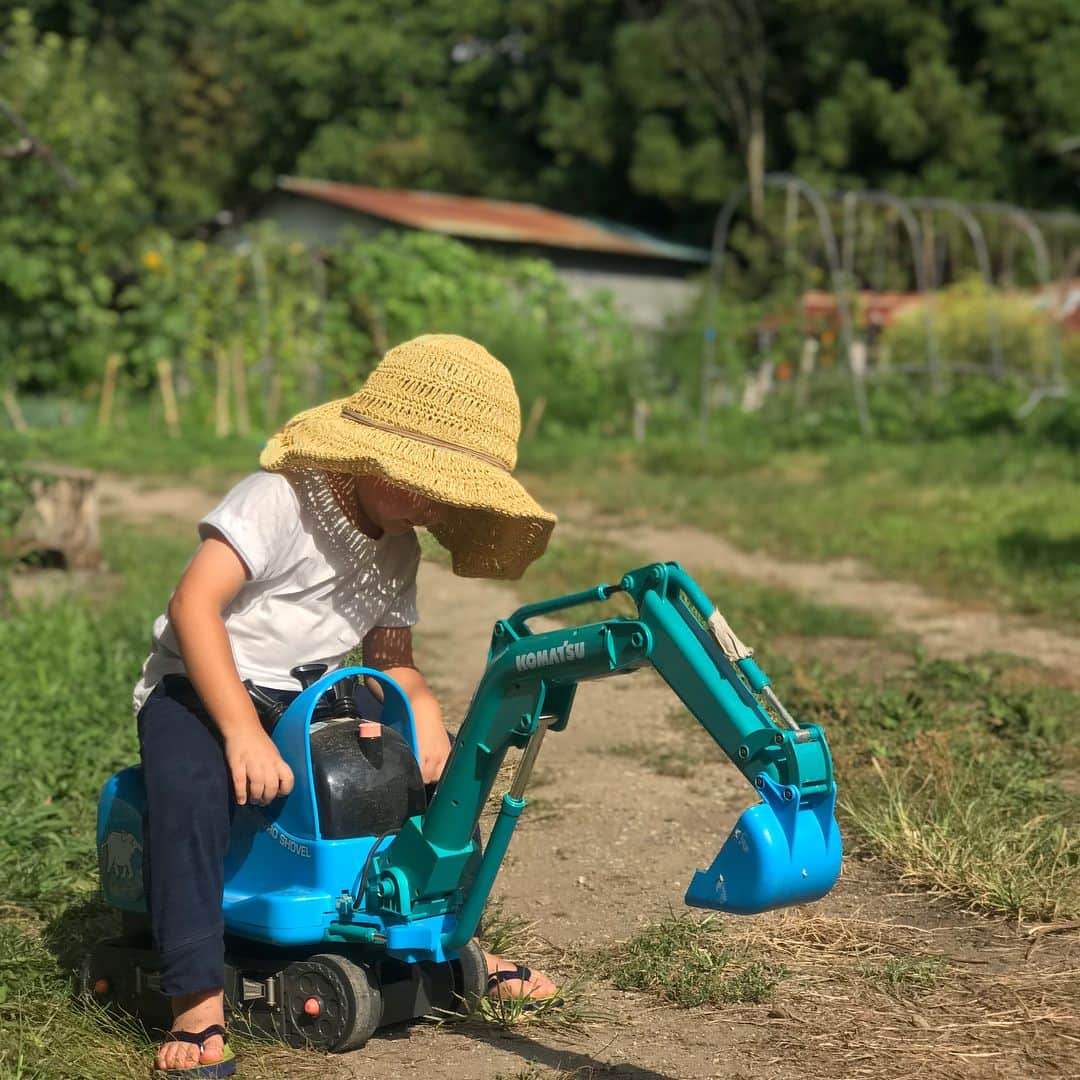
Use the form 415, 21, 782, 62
0, 11, 149, 392
8, 0, 1079, 253
110, 228, 639, 436
0, 434, 30, 535
0, 538, 183, 912
219, 0, 513, 196
974, 0, 1080, 206
882, 278, 1077, 384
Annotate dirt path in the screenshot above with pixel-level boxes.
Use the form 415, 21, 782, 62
92, 474, 1079, 1079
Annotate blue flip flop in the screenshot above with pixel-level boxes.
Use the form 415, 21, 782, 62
157, 1025, 237, 1078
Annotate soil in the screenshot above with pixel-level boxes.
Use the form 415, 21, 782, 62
92, 474, 1079, 1080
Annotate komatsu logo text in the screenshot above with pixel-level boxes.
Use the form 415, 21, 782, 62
515, 641, 586, 672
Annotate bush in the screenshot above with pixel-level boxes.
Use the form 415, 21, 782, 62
0, 11, 148, 393
881, 277, 1076, 384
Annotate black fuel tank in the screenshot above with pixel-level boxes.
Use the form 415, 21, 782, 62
309, 720, 426, 840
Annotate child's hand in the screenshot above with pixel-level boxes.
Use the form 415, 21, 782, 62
224, 730, 295, 806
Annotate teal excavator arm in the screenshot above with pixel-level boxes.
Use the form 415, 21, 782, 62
363, 562, 842, 952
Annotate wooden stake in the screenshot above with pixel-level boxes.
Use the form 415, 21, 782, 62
214, 347, 231, 438
156, 359, 181, 438
266, 373, 282, 430
1, 387, 28, 432
97, 353, 121, 431
232, 345, 251, 436
523, 396, 547, 440
795, 337, 818, 409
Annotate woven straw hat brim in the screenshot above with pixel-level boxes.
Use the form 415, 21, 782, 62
260, 398, 556, 579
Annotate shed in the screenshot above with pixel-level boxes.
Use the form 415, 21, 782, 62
257, 177, 708, 331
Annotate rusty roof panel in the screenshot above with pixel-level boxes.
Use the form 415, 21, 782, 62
277, 177, 707, 263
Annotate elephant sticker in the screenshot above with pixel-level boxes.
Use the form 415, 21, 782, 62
101, 829, 143, 904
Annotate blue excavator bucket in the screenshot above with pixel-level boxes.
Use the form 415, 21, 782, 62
685, 774, 842, 914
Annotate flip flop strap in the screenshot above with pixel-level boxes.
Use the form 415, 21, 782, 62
487, 964, 532, 989
167, 1025, 226, 1049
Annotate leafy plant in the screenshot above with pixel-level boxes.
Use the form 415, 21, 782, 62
0, 10, 148, 394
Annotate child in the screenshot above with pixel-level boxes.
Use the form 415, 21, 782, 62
133, 334, 559, 1077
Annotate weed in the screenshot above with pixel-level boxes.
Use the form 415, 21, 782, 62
478, 900, 537, 959
856, 954, 945, 996
471, 975, 591, 1031
595, 914, 780, 1008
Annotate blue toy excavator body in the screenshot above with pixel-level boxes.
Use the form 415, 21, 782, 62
91, 562, 841, 1050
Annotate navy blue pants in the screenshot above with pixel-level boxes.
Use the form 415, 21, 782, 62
137, 675, 381, 997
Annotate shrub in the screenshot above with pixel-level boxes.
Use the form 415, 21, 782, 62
881, 277, 1076, 384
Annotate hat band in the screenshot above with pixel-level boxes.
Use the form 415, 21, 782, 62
341, 407, 512, 473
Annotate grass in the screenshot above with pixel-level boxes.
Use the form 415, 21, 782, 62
594, 914, 780, 1007
592, 910, 956, 1015
844, 751, 1079, 920
856, 954, 946, 996
510, 534, 885, 644
521, 430, 1080, 627
2, 422, 262, 484
785, 654, 1080, 921
3, 417, 1079, 1071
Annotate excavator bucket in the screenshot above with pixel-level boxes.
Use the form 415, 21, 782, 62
685, 775, 842, 914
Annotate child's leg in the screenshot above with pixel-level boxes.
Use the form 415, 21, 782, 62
138, 678, 232, 1070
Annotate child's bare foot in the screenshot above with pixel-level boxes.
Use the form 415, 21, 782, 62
155, 989, 226, 1073
482, 949, 558, 1002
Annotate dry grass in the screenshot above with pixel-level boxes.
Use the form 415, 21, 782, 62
616, 908, 1080, 1080
844, 751, 1080, 921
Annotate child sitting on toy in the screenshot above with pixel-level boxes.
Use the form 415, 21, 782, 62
133, 334, 559, 1077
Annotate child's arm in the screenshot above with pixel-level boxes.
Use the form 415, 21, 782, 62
168, 532, 295, 806
363, 625, 451, 784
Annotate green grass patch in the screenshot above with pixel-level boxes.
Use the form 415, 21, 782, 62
780, 654, 1080, 920
2, 422, 261, 484
0, 916, 153, 1080
521, 431, 1080, 626
855, 953, 946, 997
595, 914, 780, 1007
844, 749, 1078, 921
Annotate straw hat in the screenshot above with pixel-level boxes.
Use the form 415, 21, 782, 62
259, 334, 556, 579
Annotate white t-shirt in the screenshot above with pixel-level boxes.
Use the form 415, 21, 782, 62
132, 470, 420, 713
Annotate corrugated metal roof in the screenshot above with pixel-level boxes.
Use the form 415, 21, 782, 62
277, 176, 708, 264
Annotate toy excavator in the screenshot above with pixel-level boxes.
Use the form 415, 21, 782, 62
87, 562, 842, 1051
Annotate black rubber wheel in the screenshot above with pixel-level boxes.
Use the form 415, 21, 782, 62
282, 953, 382, 1052
448, 939, 487, 1016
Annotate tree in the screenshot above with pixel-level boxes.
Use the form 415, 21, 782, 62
0, 9, 149, 390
